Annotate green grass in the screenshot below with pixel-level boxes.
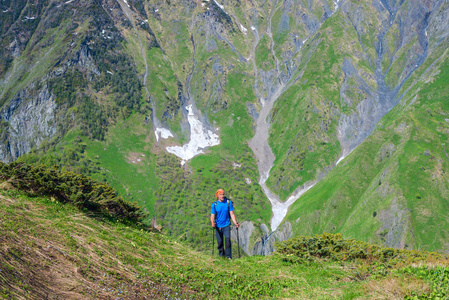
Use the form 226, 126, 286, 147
1, 189, 447, 299
265, 21, 347, 199
284, 57, 449, 251
83, 114, 159, 218
255, 34, 276, 71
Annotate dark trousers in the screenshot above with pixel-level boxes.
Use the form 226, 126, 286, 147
215, 225, 231, 258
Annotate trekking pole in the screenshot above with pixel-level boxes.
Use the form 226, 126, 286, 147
237, 227, 241, 258
212, 227, 215, 256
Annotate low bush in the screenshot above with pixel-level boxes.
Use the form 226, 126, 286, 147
275, 232, 441, 263
0, 162, 146, 222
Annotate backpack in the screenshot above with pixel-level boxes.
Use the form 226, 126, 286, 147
214, 198, 232, 223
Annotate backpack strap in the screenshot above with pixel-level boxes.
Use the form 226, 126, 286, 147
213, 198, 233, 227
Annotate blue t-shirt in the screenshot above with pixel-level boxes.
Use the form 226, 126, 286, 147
211, 198, 234, 228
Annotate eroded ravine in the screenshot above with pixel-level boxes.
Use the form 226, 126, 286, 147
247, 0, 430, 237
247, 0, 322, 232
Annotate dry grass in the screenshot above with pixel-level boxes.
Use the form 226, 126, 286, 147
0, 191, 196, 299
365, 277, 430, 299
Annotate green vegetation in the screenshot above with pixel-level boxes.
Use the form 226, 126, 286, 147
255, 34, 276, 71
266, 23, 347, 199
2, 0, 449, 263
276, 233, 445, 264
402, 266, 449, 299
285, 54, 449, 252
0, 162, 145, 222
0, 188, 448, 299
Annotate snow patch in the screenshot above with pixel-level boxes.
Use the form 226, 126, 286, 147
258, 170, 316, 231
336, 155, 345, 165
240, 24, 248, 34
166, 105, 220, 163
267, 181, 316, 231
155, 127, 174, 141
212, 0, 228, 15
333, 0, 341, 11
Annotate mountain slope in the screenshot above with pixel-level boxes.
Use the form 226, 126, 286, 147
285, 45, 449, 251
1, 188, 449, 299
0, 0, 449, 254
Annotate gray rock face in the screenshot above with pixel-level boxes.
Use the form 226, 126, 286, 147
230, 221, 293, 256
0, 39, 100, 162
376, 197, 412, 248
252, 222, 292, 256
0, 85, 58, 162
231, 221, 255, 255
337, 0, 442, 155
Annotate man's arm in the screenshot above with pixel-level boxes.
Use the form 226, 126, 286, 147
210, 214, 216, 227
230, 211, 239, 228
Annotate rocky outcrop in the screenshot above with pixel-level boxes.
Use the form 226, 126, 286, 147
252, 222, 292, 256
230, 220, 254, 255
0, 40, 102, 163
0, 85, 58, 162
230, 221, 293, 256
376, 197, 413, 248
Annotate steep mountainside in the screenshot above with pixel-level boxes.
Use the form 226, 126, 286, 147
0, 0, 448, 254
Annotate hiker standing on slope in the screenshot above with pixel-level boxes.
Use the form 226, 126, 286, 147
210, 189, 239, 259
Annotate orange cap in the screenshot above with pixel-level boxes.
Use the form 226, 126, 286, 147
216, 189, 225, 197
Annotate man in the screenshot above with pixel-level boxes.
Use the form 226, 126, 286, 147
210, 189, 239, 259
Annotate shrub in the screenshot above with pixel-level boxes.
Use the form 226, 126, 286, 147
275, 232, 441, 263
0, 162, 147, 223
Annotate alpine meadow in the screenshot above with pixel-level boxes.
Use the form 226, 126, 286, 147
1, 0, 449, 298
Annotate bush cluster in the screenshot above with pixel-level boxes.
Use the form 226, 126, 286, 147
275, 233, 437, 263
0, 162, 146, 222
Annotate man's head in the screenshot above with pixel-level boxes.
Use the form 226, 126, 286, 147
216, 189, 225, 201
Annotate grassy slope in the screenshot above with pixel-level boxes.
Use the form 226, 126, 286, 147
285, 38, 449, 251
267, 10, 353, 199
1, 188, 448, 299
